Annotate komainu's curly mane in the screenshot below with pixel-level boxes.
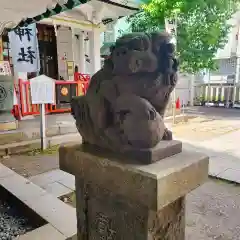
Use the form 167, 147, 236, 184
71, 32, 178, 151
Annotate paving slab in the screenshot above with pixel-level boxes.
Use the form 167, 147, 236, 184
208, 156, 240, 177
25, 193, 77, 238
29, 169, 73, 188
208, 160, 230, 177
43, 181, 73, 198
0, 154, 59, 177
0, 173, 47, 201
0, 164, 15, 178
172, 118, 240, 142
0, 163, 77, 239
18, 224, 66, 240
179, 130, 240, 183
217, 168, 240, 183
186, 179, 240, 240
29, 169, 75, 198
57, 175, 75, 190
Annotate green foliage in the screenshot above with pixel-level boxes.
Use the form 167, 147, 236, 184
127, 0, 238, 73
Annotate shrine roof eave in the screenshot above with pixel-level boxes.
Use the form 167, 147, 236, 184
38, 0, 140, 31
40, 16, 107, 32
0, 0, 84, 34
5, 0, 141, 32
11, 0, 86, 30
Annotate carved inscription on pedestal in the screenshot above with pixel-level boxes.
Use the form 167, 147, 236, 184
95, 212, 116, 240
85, 183, 148, 240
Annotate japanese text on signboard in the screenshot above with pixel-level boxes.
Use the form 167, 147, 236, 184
14, 28, 35, 64
8, 24, 39, 72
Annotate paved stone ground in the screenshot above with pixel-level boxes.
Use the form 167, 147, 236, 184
2, 149, 240, 239
165, 116, 240, 183
3, 116, 240, 183
177, 128, 240, 183
29, 169, 75, 198
31, 174, 240, 240
0, 163, 77, 239
0, 150, 75, 198
0, 108, 238, 238
25, 170, 240, 239
185, 106, 240, 120
18, 113, 74, 130
186, 179, 240, 240
0, 154, 59, 178
0, 113, 78, 146
171, 118, 240, 141
10, 162, 240, 240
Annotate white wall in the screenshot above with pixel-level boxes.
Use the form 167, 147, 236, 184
215, 11, 240, 59
56, 26, 73, 80
101, 17, 130, 46
175, 74, 192, 105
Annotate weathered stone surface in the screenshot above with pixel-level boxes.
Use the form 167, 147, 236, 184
18, 224, 66, 240
148, 197, 185, 240
60, 143, 208, 211
71, 32, 178, 161
75, 177, 185, 240
73, 139, 182, 164
0, 75, 16, 131
59, 143, 208, 240
0, 163, 77, 239
60, 31, 209, 240
0, 76, 14, 111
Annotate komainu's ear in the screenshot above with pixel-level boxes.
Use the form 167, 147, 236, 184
173, 58, 179, 71
166, 43, 175, 54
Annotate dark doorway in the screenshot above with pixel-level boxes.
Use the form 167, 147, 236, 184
37, 24, 58, 79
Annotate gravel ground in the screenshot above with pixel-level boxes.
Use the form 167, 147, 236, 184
0, 200, 34, 240
186, 179, 240, 240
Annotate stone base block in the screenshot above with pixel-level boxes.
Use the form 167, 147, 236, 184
75, 177, 185, 240
81, 140, 182, 164
59, 142, 209, 240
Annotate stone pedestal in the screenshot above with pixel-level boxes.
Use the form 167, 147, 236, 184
59, 141, 208, 240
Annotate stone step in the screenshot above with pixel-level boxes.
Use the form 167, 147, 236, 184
0, 124, 77, 145
0, 163, 77, 239
0, 133, 81, 157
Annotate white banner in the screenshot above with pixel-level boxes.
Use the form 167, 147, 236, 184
8, 23, 40, 73
165, 18, 177, 46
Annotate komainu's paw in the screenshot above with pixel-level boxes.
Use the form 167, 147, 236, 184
162, 128, 173, 140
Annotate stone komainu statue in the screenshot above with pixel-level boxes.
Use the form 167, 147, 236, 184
71, 32, 178, 152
